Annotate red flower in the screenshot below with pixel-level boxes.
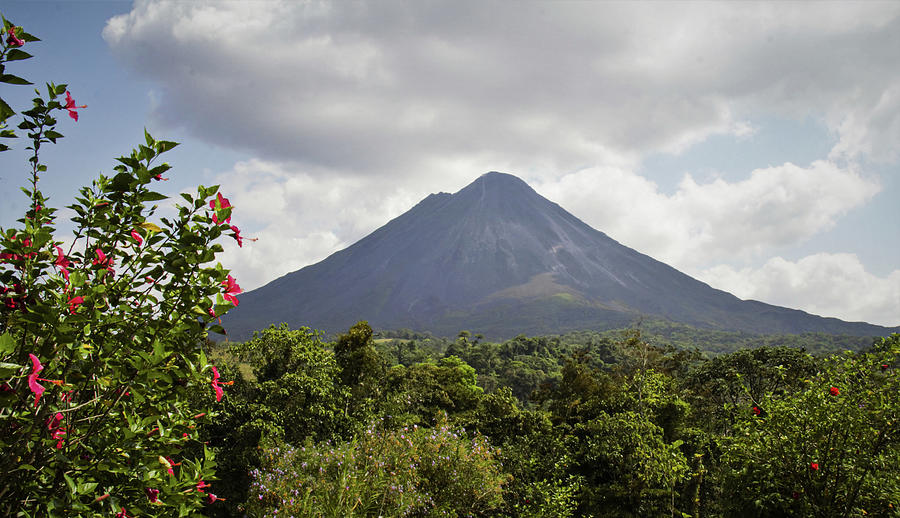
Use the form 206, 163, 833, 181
881, 364, 889, 371
153, 174, 169, 181
1, 284, 23, 309
54, 246, 70, 269
145, 487, 160, 503
27, 354, 45, 407
829, 387, 840, 396
92, 248, 115, 277
6, 26, 24, 47
209, 193, 232, 224
92, 248, 110, 267
810, 462, 819, 471
54, 246, 71, 283
752, 406, 761, 416
46, 412, 66, 449
64, 91, 86, 121
130, 230, 143, 246
68, 295, 84, 314
222, 275, 241, 306
230, 225, 243, 247
205, 493, 222, 504
115, 507, 128, 518
196, 480, 210, 493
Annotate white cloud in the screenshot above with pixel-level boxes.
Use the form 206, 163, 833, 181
535, 160, 880, 270
212, 159, 428, 290
699, 254, 900, 327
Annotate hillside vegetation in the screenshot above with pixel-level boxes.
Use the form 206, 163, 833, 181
204, 323, 900, 517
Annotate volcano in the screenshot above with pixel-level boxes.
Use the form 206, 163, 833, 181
222, 172, 897, 340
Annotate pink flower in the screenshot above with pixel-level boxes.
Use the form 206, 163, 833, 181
92, 248, 115, 277
130, 230, 143, 246
68, 295, 84, 314
211, 366, 224, 402
6, 26, 24, 47
115, 507, 129, 518
230, 225, 243, 247
92, 248, 110, 267
222, 275, 241, 306
205, 493, 221, 504
54, 246, 70, 269
27, 354, 45, 407
196, 480, 210, 493
47, 412, 63, 430
209, 193, 232, 224
229, 225, 257, 248
64, 91, 86, 121
153, 174, 169, 181
145, 487, 160, 503
210, 366, 233, 402
46, 412, 66, 449
1, 284, 24, 309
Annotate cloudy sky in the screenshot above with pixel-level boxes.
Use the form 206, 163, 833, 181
1, 1, 898, 327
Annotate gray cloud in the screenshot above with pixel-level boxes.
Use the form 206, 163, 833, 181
104, 1, 900, 174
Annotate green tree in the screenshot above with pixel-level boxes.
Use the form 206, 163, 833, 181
382, 355, 484, 426
202, 324, 349, 515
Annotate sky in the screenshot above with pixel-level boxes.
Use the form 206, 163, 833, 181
1, 1, 898, 327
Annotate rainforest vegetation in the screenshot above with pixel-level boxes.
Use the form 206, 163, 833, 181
203, 323, 899, 517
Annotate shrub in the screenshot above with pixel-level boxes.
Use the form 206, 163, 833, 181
247, 415, 507, 517
0, 14, 241, 516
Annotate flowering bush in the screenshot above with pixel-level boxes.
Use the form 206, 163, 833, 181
720, 334, 900, 517
0, 14, 240, 516
247, 415, 507, 517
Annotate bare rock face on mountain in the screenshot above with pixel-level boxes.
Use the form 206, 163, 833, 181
222, 172, 897, 340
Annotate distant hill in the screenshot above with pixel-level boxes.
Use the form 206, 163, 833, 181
222, 172, 898, 341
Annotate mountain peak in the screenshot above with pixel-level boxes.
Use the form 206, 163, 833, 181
223, 173, 898, 340
472, 171, 530, 189
455, 172, 538, 205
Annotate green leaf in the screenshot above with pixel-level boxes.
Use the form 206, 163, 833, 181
5, 49, 32, 61
0, 332, 15, 355
77, 482, 98, 495
0, 362, 22, 378
155, 140, 179, 153
140, 191, 168, 202
0, 97, 15, 120
0, 74, 32, 85
64, 473, 76, 495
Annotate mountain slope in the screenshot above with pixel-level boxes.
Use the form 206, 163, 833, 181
223, 172, 897, 340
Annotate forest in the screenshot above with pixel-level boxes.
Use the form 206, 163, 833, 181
202, 323, 900, 517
